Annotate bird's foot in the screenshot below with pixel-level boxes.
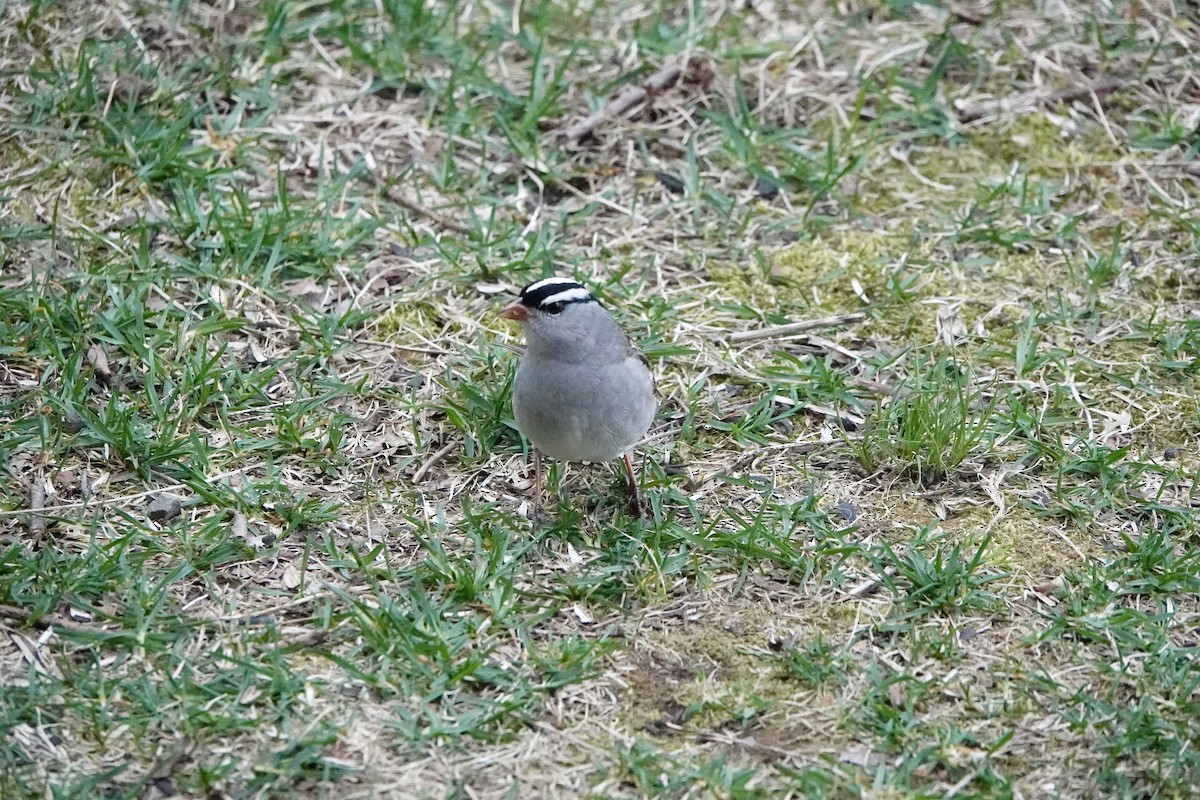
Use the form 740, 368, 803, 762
621, 453, 647, 519
625, 486, 646, 518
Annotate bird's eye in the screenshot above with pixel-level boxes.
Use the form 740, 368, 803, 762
541, 301, 565, 315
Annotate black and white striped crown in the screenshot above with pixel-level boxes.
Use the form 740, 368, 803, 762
517, 277, 598, 314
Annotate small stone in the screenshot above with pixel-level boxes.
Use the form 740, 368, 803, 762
86, 344, 112, 384
753, 177, 780, 200
835, 501, 859, 522
654, 171, 686, 194
839, 743, 884, 767
61, 411, 86, 433
148, 777, 176, 800
146, 493, 183, 522
54, 471, 82, 496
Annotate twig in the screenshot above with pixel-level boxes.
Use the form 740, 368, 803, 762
0, 604, 107, 634
562, 61, 686, 144
1047, 524, 1088, 561
728, 438, 847, 472
0, 464, 261, 518
27, 478, 47, 537
205, 593, 325, 623
849, 377, 894, 396
247, 318, 452, 356
383, 185, 476, 238
412, 441, 458, 484
797, 400, 866, 429
728, 312, 866, 343
959, 77, 1128, 123
664, 720, 804, 760
946, 3, 986, 25
799, 333, 864, 364
943, 766, 988, 799
358, 338, 451, 356
846, 567, 897, 598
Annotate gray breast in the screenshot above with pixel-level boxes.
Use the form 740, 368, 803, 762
513, 354, 655, 462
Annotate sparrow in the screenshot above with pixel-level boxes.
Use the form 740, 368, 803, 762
502, 277, 656, 515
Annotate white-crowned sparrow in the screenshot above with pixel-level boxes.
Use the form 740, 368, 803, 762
502, 276, 656, 515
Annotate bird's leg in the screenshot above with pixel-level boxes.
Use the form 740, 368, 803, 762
530, 453, 556, 527
534, 449, 544, 512
623, 452, 645, 517
528, 450, 555, 525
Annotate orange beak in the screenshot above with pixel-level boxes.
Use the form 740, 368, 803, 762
502, 302, 528, 322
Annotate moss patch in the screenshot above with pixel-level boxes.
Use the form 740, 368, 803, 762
616, 597, 850, 751
982, 512, 1102, 577
376, 300, 453, 340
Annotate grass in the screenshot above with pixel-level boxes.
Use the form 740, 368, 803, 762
850, 354, 997, 483
1, 0, 1198, 798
